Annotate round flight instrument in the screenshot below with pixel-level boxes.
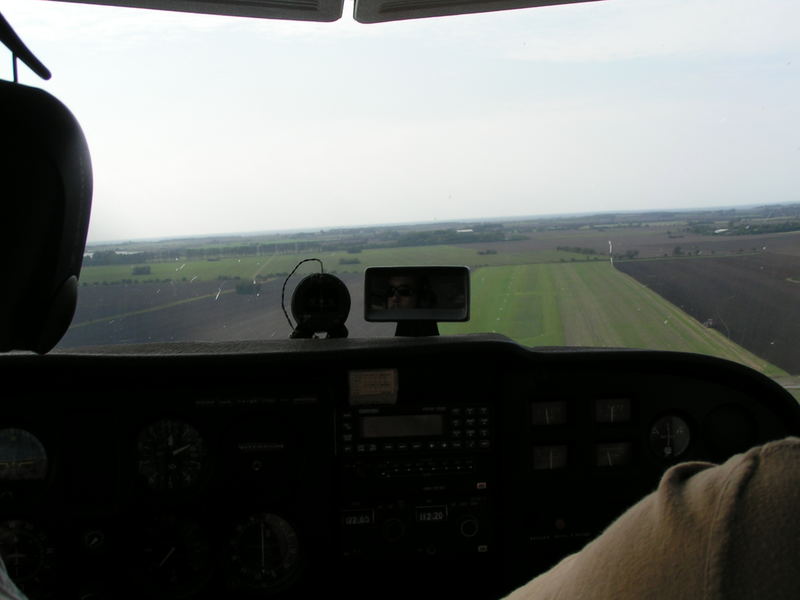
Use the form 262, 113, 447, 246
0, 428, 48, 481
228, 513, 300, 593
137, 419, 207, 491
649, 415, 691, 459
0, 520, 56, 597
135, 516, 214, 599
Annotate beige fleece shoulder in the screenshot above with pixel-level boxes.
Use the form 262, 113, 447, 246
503, 437, 800, 600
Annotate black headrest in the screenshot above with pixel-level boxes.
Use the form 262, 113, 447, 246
0, 80, 93, 353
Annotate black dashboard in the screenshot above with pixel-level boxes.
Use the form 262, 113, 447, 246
1, 334, 798, 600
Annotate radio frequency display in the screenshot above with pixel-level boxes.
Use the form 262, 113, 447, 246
360, 415, 443, 438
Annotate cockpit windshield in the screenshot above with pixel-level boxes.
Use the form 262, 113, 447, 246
1, 0, 798, 398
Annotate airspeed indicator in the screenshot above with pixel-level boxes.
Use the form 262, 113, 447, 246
137, 419, 207, 491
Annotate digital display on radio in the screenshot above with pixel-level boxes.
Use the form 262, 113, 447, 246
360, 415, 444, 438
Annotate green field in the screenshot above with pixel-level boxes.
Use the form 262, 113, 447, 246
442, 262, 785, 377
79, 246, 594, 285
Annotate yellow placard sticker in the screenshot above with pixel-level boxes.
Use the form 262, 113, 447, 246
348, 369, 399, 405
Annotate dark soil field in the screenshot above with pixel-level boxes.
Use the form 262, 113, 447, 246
617, 253, 800, 374
72, 280, 224, 323
59, 273, 394, 348
462, 228, 800, 261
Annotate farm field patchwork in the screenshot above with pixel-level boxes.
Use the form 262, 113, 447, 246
457, 228, 800, 261
71, 233, 796, 385
70, 207, 800, 399
77, 246, 593, 286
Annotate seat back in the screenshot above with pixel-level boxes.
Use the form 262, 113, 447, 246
0, 79, 93, 353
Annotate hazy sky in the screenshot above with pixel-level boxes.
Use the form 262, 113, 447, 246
1, 0, 798, 243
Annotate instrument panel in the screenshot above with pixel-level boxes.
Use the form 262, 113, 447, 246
0, 334, 797, 600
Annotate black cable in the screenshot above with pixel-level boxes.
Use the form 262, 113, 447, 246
281, 258, 324, 331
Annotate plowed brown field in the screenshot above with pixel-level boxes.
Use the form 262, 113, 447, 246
617, 253, 800, 373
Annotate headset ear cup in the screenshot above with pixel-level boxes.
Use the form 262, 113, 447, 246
35, 275, 78, 354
